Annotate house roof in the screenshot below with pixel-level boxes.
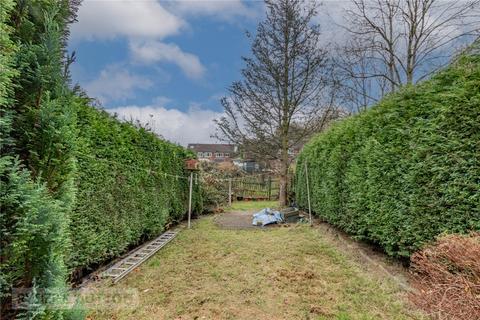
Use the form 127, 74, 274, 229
187, 143, 235, 153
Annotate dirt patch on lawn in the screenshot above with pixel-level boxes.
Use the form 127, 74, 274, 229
214, 210, 280, 230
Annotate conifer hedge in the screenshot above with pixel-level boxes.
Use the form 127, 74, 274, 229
1, 1, 80, 318
69, 103, 202, 272
296, 50, 480, 258
1, 1, 202, 318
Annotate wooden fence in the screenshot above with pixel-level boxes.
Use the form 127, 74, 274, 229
231, 175, 280, 201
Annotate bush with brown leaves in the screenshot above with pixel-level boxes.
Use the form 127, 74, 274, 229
409, 233, 480, 320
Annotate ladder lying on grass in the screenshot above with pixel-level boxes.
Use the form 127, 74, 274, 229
102, 230, 177, 283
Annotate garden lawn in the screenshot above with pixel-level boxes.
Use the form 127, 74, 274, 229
228, 200, 279, 211
82, 202, 422, 320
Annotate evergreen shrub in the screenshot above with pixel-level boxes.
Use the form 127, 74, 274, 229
296, 51, 480, 257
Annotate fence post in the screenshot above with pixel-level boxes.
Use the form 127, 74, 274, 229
228, 178, 232, 206
304, 160, 312, 226
188, 172, 193, 229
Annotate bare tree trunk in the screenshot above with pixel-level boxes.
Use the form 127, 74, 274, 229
215, 0, 331, 204
279, 137, 289, 206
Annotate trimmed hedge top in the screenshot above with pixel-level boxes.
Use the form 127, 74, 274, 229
295, 52, 480, 257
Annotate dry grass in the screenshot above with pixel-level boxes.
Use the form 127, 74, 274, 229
227, 200, 279, 211
80, 209, 422, 320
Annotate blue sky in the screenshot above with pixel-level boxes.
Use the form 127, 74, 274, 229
69, 0, 270, 145
68, 1, 472, 146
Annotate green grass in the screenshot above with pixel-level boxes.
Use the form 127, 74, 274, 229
81, 205, 422, 320
227, 200, 279, 211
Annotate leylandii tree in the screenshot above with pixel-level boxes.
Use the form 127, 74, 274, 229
1, 1, 85, 318
215, 0, 331, 205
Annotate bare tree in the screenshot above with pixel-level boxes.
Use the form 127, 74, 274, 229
339, 0, 480, 101
214, 0, 332, 206
332, 38, 389, 112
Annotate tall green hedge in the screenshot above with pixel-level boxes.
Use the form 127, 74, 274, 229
296, 50, 480, 258
1, 1, 202, 318
1, 1, 78, 318
69, 103, 202, 272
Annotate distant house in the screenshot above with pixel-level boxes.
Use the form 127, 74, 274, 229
187, 143, 269, 173
187, 143, 236, 163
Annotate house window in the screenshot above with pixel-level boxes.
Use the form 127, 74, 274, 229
206, 152, 212, 157
215, 152, 220, 157
197, 152, 203, 158
225, 153, 230, 157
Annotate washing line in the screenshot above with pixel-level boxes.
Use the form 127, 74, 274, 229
78, 153, 276, 182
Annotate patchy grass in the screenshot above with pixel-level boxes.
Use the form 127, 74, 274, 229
227, 200, 279, 211
81, 210, 422, 320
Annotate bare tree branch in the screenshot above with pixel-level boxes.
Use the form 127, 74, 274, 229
214, 0, 339, 205
335, 0, 480, 109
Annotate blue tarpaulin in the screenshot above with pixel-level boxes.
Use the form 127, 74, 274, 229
252, 208, 284, 226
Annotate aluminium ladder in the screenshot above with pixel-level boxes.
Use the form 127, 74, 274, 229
102, 230, 177, 283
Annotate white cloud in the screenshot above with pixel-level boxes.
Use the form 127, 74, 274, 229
107, 104, 224, 146
71, 0, 184, 41
71, 0, 262, 42
130, 40, 206, 79
168, 0, 262, 21
71, 1, 207, 81
311, 1, 352, 45
152, 95, 172, 106
84, 64, 153, 104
